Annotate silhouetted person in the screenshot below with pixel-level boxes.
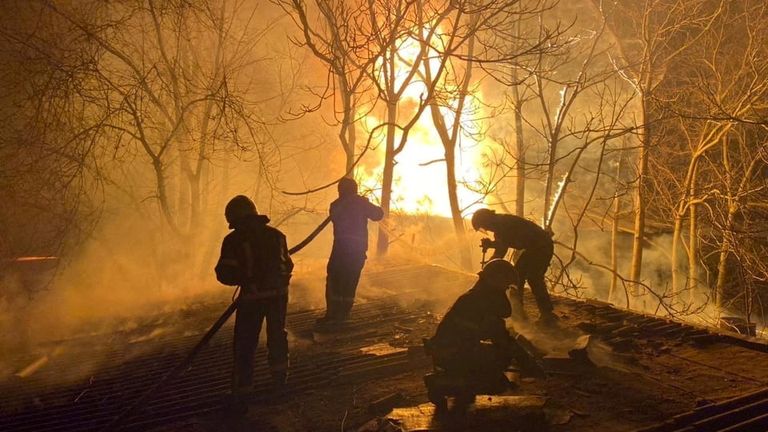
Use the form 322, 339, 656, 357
471, 208, 557, 324
319, 178, 383, 323
426, 259, 519, 380
215, 195, 294, 401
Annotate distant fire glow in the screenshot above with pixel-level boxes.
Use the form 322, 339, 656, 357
357, 29, 497, 217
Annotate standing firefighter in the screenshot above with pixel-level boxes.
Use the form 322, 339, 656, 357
471, 208, 557, 324
319, 177, 383, 323
215, 195, 294, 400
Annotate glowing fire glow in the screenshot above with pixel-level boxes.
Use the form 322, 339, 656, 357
357, 29, 497, 218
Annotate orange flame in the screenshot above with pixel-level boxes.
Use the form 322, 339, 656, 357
357, 30, 497, 217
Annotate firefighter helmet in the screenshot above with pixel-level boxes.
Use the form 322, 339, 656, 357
225, 195, 257, 228
471, 208, 496, 231
479, 258, 518, 290
338, 177, 358, 197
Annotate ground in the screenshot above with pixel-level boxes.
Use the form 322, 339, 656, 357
1, 264, 767, 432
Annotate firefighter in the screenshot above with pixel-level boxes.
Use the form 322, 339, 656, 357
319, 177, 384, 324
215, 195, 294, 400
426, 259, 519, 382
471, 208, 557, 324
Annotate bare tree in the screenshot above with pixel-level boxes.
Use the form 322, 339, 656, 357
593, 0, 724, 297
420, 12, 479, 269
475, 0, 564, 218
276, 0, 381, 173
42, 0, 271, 237
647, 0, 768, 311
0, 1, 106, 260
518, 14, 637, 299
420, 0, 531, 268
681, 0, 768, 316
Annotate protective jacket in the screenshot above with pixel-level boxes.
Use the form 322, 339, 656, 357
485, 214, 555, 316
431, 281, 511, 349
428, 280, 512, 376
215, 214, 293, 299
489, 214, 552, 259
215, 213, 293, 394
329, 194, 384, 257
321, 194, 383, 321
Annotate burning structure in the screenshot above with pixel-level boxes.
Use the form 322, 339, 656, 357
1, 0, 768, 431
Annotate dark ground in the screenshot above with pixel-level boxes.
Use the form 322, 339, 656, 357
2, 264, 767, 432
154, 265, 768, 432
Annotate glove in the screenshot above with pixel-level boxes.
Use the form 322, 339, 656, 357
480, 237, 495, 250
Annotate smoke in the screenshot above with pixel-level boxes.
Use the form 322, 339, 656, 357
3, 0, 759, 393
9, 218, 213, 343
0, 272, 34, 364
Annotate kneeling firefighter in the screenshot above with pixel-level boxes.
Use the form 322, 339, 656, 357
425, 259, 541, 384
215, 195, 294, 398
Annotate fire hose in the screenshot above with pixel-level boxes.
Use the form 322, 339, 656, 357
102, 215, 332, 432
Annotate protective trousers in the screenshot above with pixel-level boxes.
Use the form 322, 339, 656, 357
513, 241, 554, 315
232, 295, 289, 394
325, 249, 366, 320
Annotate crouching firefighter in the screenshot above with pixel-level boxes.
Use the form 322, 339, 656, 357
424, 259, 543, 408
215, 195, 294, 399
472, 208, 557, 325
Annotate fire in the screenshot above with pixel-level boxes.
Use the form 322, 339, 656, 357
357, 29, 497, 218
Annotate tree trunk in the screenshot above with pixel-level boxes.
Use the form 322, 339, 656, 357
510, 9, 526, 218
424, 17, 476, 270
445, 144, 472, 269
671, 213, 684, 298
670, 125, 730, 297
715, 205, 736, 310
339, 80, 357, 172
687, 163, 699, 305
152, 158, 179, 235
609, 146, 625, 304
346, 109, 357, 172
714, 140, 763, 312
376, 100, 397, 256
512, 79, 526, 217
542, 136, 558, 227
629, 95, 648, 305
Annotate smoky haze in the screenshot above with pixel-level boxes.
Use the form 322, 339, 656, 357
2, 0, 767, 372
